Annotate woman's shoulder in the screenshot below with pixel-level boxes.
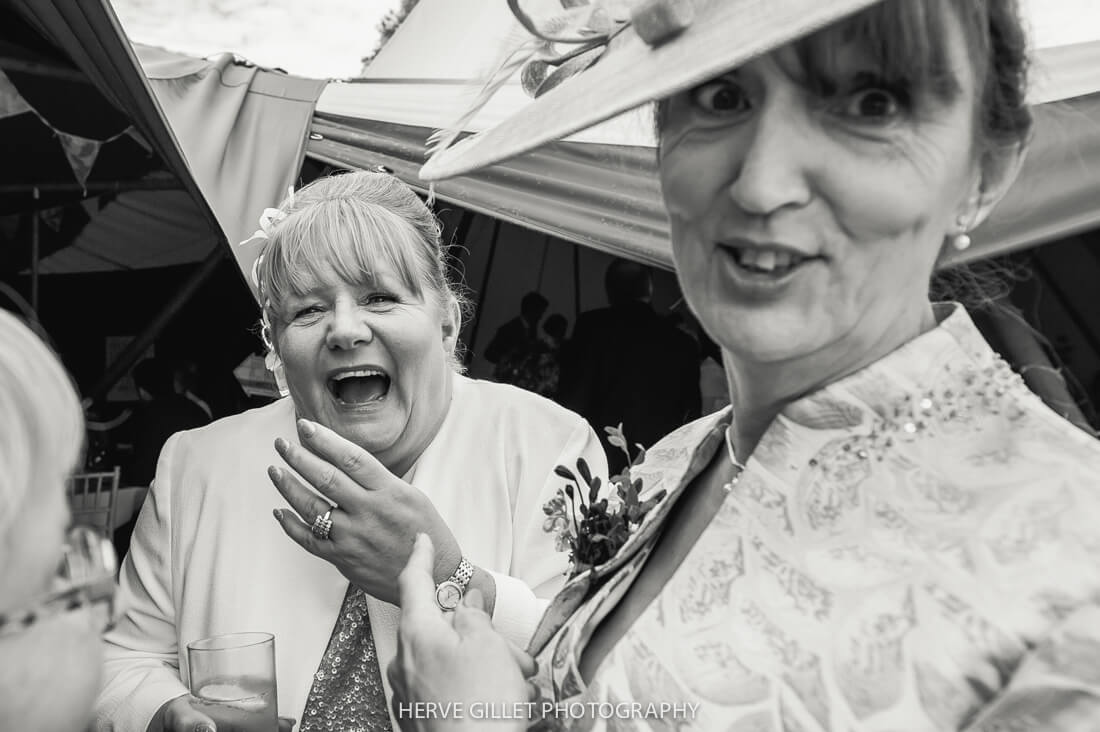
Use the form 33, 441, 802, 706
452, 373, 590, 432
166, 398, 295, 454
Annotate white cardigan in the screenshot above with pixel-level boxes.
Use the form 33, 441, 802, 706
95, 374, 606, 730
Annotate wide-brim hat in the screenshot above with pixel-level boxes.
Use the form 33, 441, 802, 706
420, 0, 886, 181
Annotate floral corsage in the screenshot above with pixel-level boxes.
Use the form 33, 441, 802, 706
543, 425, 666, 577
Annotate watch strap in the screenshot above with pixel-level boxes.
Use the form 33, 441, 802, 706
444, 557, 474, 591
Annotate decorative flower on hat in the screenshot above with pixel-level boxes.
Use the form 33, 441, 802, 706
428, 0, 694, 158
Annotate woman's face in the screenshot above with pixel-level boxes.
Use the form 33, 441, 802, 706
659, 13, 981, 369
0, 481, 103, 732
274, 261, 457, 474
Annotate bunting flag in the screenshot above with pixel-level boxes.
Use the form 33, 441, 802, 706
1, 67, 135, 186
126, 127, 153, 154
0, 69, 32, 120
56, 131, 103, 188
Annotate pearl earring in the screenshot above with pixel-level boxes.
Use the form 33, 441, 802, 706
951, 212, 973, 252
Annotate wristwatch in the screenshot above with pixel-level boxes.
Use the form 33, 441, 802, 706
435, 557, 474, 611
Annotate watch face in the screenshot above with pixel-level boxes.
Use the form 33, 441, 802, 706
436, 581, 462, 611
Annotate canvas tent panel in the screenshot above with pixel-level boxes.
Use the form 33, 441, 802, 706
10, 0, 224, 247
310, 0, 1100, 270
309, 115, 671, 267
134, 44, 327, 294
309, 90, 1100, 270
36, 190, 220, 274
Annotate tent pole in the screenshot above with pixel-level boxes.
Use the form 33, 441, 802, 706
467, 219, 501, 361
31, 187, 40, 313
572, 243, 581, 324
86, 247, 226, 404
536, 235, 550, 292
0, 180, 181, 194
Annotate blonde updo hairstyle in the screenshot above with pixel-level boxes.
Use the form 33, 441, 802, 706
0, 311, 84, 549
255, 171, 466, 370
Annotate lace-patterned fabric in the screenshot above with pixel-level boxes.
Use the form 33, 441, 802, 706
300, 586, 392, 732
527, 304, 1100, 731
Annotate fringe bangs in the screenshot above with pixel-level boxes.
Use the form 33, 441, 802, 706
263, 197, 429, 316
794, 0, 965, 101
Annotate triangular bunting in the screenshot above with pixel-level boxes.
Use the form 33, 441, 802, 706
125, 126, 153, 154
56, 131, 102, 187
0, 69, 32, 120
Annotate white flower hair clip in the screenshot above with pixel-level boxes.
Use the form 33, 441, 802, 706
238, 186, 296, 290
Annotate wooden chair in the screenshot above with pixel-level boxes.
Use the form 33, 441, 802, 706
68, 466, 121, 535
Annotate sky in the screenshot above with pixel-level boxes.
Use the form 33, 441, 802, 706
110, 0, 402, 79
109, 0, 1099, 81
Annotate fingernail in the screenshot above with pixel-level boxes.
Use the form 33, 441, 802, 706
268, 465, 283, 481
297, 418, 316, 437
272, 508, 283, 522
194, 724, 215, 732
274, 437, 289, 453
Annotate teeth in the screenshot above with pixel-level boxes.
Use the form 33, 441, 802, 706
733, 247, 805, 274
332, 369, 386, 381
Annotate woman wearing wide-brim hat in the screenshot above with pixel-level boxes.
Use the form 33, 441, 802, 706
390, 0, 1100, 729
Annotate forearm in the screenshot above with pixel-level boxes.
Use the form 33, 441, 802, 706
98, 654, 189, 732
143, 693, 189, 732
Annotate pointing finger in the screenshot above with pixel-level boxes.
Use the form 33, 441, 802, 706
398, 533, 441, 627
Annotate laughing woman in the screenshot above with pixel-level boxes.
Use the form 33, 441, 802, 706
391, 0, 1100, 729
94, 171, 607, 731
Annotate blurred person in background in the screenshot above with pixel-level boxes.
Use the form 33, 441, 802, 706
0, 309, 117, 732
559, 258, 701, 473
127, 356, 212, 489
485, 290, 549, 384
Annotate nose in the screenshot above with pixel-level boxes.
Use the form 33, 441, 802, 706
325, 300, 373, 350
727, 100, 813, 217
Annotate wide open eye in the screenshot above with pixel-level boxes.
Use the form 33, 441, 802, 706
840, 87, 903, 122
689, 77, 751, 116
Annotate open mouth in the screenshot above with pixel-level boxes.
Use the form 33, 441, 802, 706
726, 244, 818, 277
327, 368, 391, 406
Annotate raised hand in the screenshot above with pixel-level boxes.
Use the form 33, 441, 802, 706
268, 418, 464, 606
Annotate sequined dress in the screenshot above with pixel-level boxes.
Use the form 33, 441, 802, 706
527, 304, 1100, 731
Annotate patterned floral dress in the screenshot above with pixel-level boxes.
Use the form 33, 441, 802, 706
527, 304, 1100, 731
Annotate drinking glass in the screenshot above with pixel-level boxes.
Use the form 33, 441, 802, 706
187, 632, 278, 732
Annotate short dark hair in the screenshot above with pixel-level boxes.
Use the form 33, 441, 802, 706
520, 292, 549, 319
543, 313, 567, 340
605, 259, 652, 306
132, 358, 174, 398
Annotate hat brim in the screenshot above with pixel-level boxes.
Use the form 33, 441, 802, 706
420, 0, 885, 181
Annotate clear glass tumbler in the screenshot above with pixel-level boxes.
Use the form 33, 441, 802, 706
187, 632, 278, 732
